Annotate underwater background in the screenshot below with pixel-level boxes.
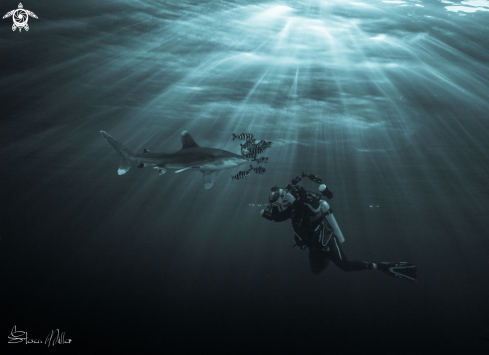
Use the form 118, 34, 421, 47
2, 0, 489, 353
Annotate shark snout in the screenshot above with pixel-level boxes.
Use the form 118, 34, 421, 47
233, 157, 249, 166
218, 156, 249, 169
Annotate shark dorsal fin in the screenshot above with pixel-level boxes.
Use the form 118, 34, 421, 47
180, 131, 199, 149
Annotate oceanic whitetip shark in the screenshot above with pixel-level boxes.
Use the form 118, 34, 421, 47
100, 130, 249, 189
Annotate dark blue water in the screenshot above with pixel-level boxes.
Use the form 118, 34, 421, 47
2, 0, 489, 353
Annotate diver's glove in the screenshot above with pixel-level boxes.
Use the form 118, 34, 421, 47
292, 235, 307, 250
260, 209, 274, 221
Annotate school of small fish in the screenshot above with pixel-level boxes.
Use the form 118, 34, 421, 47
231, 132, 272, 181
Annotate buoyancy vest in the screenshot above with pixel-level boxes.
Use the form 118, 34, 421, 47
291, 198, 335, 247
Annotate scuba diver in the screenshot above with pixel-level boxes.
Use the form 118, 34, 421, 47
260, 173, 417, 282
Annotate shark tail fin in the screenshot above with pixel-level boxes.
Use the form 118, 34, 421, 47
100, 131, 135, 175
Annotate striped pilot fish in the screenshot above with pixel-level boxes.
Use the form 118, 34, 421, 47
255, 140, 273, 148
232, 133, 254, 141
252, 157, 269, 164
242, 149, 258, 159
252, 145, 269, 155
240, 140, 256, 149
231, 170, 251, 180
248, 165, 266, 174
242, 141, 273, 155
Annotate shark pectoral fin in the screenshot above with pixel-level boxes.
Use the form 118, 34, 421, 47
100, 130, 135, 175
202, 171, 216, 190
118, 158, 131, 175
175, 167, 192, 173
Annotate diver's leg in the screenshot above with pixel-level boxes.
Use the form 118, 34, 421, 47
328, 236, 373, 272
308, 247, 330, 275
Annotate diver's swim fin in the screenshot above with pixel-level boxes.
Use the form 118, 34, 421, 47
378, 262, 417, 282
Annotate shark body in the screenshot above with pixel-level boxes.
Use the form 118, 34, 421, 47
100, 130, 249, 189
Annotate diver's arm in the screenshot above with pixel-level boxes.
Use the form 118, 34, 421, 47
261, 209, 274, 221
260, 206, 292, 222
272, 206, 292, 222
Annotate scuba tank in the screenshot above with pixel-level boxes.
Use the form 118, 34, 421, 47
320, 200, 345, 243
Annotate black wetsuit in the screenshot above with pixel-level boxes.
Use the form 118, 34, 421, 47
268, 193, 372, 275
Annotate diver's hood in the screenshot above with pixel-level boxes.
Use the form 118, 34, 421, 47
269, 189, 283, 204
269, 189, 296, 208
